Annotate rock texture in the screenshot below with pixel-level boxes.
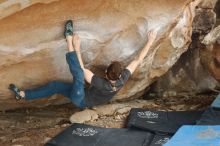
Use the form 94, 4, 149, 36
0, 0, 218, 110
148, 1, 220, 97
202, 25, 220, 81
70, 99, 157, 124
149, 35, 219, 97
0, 0, 58, 20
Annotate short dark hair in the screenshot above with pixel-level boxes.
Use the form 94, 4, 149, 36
106, 61, 123, 81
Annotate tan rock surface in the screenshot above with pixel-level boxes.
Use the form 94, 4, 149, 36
0, 0, 58, 20
141, 1, 220, 96
0, 0, 214, 110
70, 109, 98, 124
202, 25, 220, 81
69, 99, 157, 124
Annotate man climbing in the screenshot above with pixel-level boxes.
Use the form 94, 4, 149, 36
9, 20, 157, 109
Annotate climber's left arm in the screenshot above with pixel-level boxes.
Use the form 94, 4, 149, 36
83, 68, 94, 84
73, 34, 94, 84
73, 35, 85, 70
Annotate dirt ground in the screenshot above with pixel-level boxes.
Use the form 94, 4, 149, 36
0, 94, 217, 146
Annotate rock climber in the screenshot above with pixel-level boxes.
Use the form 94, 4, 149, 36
9, 20, 157, 109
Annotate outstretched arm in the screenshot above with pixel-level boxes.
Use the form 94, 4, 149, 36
73, 35, 94, 84
126, 30, 157, 74
72, 35, 84, 69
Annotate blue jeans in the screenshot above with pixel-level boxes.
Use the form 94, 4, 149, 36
25, 52, 85, 108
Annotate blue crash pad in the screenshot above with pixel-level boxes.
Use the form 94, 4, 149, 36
163, 125, 220, 146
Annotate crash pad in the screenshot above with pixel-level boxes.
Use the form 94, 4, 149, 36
163, 125, 220, 146
45, 123, 154, 146
127, 108, 203, 134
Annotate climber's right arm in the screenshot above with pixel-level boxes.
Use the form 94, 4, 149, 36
126, 30, 157, 74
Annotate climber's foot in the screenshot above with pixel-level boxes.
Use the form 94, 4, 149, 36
8, 84, 25, 100
64, 20, 73, 37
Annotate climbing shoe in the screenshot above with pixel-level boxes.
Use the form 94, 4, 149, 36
8, 84, 23, 100
64, 20, 73, 37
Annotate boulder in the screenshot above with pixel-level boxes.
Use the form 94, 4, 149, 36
147, 1, 220, 97
0, 0, 216, 110
202, 25, 220, 81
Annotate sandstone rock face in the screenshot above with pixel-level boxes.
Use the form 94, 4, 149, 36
147, 1, 220, 97
0, 0, 58, 20
202, 25, 220, 81
0, 0, 216, 110
149, 35, 219, 97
